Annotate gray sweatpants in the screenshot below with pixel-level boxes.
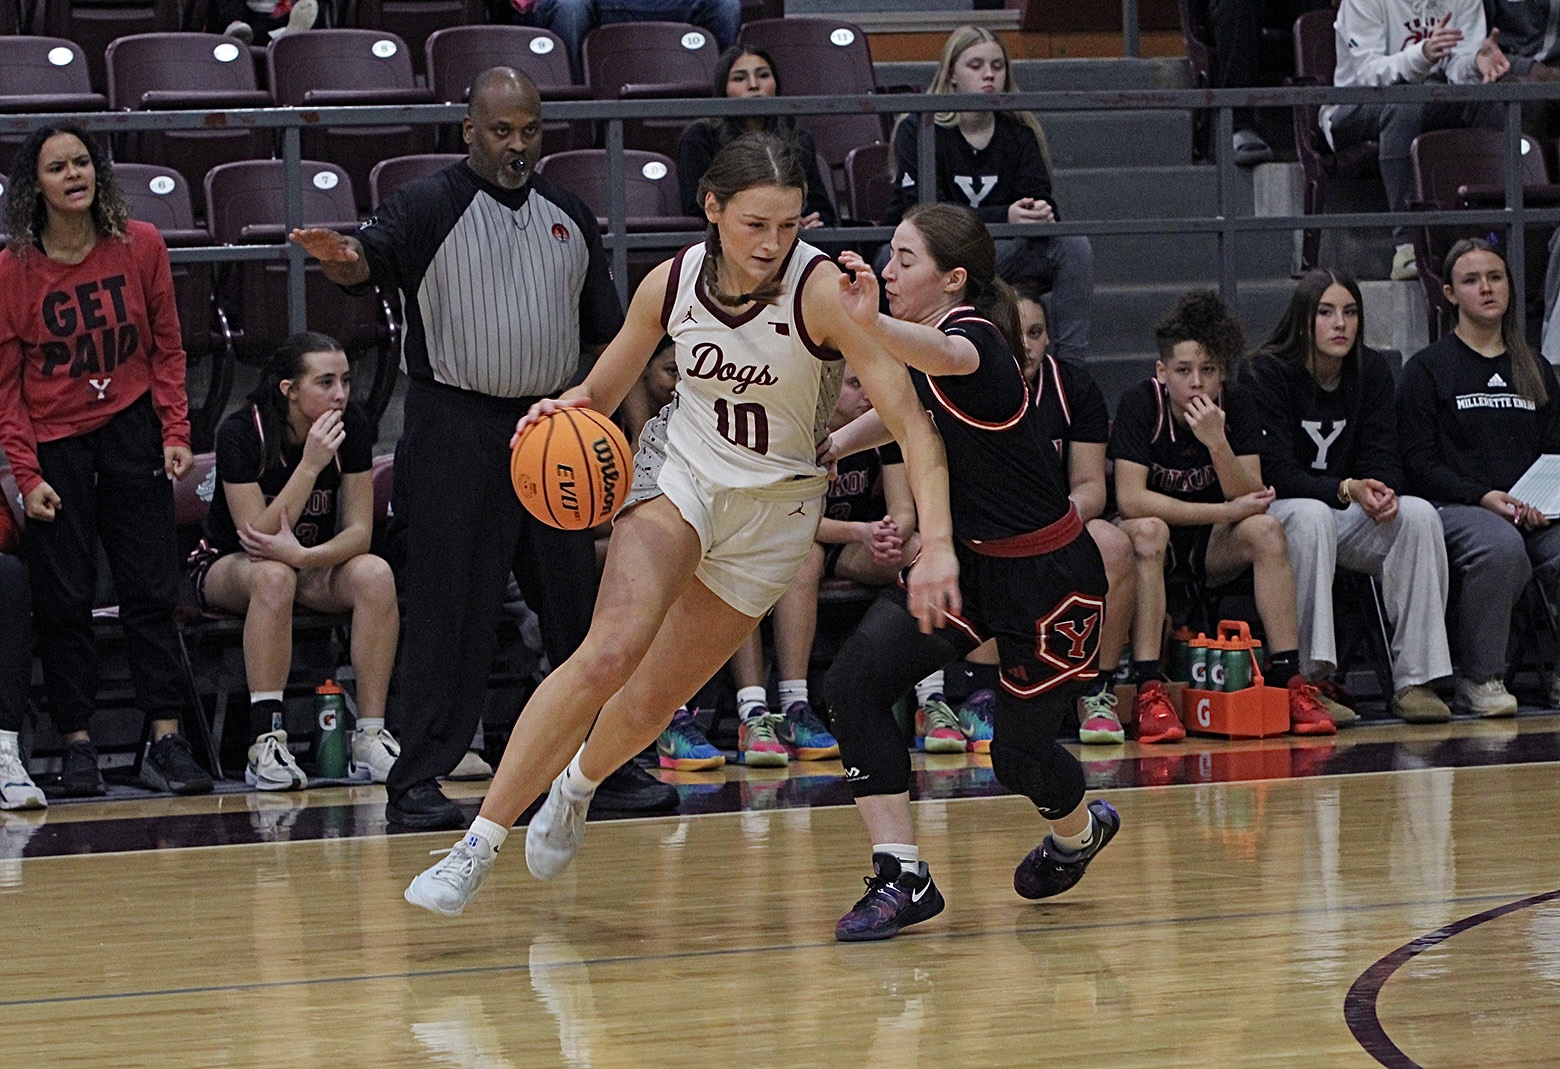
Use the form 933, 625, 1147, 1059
1269, 496, 1452, 690
1436, 503, 1560, 680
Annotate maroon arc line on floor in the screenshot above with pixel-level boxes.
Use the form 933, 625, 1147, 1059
1343, 886, 1560, 1068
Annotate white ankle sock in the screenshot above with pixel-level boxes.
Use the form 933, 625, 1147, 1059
915, 673, 944, 705
1051, 812, 1096, 854
736, 686, 768, 720
778, 679, 808, 710
0, 729, 18, 750
468, 815, 507, 853
355, 718, 384, 735
875, 842, 919, 871
560, 749, 601, 801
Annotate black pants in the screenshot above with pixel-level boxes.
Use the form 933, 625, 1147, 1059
24, 395, 188, 736
0, 552, 29, 734
1205, 0, 1331, 129
385, 379, 599, 800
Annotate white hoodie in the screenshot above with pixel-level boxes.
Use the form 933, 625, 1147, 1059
1322, 0, 1489, 147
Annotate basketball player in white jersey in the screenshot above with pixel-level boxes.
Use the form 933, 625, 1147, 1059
405, 132, 962, 915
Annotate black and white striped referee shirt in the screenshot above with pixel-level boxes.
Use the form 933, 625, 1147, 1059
354, 162, 623, 398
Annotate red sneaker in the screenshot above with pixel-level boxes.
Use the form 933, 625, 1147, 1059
1133, 680, 1185, 744
1286, 676, 1338, 736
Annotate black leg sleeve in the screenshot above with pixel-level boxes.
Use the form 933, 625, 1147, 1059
989, 687, 1086, 821
822, 588, 972, 799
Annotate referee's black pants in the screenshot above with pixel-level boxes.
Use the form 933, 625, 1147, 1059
23, 395, 189, 737
386, 379, 598, 801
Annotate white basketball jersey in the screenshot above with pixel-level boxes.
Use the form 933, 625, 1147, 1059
656, 239, 845, 491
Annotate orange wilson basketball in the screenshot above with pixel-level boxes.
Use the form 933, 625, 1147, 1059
510, 407, 632, 530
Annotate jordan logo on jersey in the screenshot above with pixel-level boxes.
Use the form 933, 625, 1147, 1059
683, 305, 696, 323
686, 341, 778, 395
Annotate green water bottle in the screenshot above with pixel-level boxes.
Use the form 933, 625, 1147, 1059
315, 679, 348, 779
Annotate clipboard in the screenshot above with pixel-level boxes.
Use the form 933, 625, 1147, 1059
1508, 454, 1560, 519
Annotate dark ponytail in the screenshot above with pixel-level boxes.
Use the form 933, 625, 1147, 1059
245, 331, 343, 474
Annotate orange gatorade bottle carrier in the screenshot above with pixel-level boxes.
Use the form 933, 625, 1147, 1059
1182, 621, 1287, 738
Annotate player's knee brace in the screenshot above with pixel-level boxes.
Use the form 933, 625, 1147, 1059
990, 736, 1085, 820
824, 660, 912, 798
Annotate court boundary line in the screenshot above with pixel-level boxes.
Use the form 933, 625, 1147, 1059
1344, 886, 1560, 1069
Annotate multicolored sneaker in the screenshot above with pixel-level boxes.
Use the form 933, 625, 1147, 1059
657, 707, 725, 770
778, 700, 839, 760
737, 712, 789, 766
1132, 680, 1185, 744
915, 695, 965, 753
956, 689, 995, 753
1286, 676, 1338, 736
834, 853, 945, 942
1013, 799, 1120, 900
1078, 688, 1126, 745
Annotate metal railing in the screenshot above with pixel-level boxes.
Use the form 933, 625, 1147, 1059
6, 79, 1559, 329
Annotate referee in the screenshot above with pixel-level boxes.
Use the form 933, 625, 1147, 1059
292, 67, 674, 828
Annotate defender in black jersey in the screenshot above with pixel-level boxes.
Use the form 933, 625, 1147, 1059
824, 204, 1117, 942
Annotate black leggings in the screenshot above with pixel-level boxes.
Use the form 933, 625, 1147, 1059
0, 552, 29, 734
823, 589, 1086, 821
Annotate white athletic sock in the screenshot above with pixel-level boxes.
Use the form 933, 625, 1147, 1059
560, 748, 602, 802
736, 686, 768, 721
778, 679, 808, 710
1050, 812, 1096, 855
355, 717, 384, 735
467, 815, 508, 853
0, 729, 18, 749
875, 842, 919, 872
469, 719, 485, 749
914, 673, 945, 705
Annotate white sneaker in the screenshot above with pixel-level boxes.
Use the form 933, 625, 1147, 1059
245, 730, 308, 791
0, 744, 46, 810
223, 19, 255, 44
444, 749, 494, 781
1453, 676, 1518, 718
1390, 243, 1419, 281
351, 726, 400, 783
268, 0, 317, 39
405, 832, 496, 917
525, 773, 590, 880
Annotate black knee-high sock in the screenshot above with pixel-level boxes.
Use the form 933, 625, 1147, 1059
1268, 649, 1299, 684
967, 662, 1001, 696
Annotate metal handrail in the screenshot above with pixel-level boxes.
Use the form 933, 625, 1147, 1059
5, 79, 1557, 326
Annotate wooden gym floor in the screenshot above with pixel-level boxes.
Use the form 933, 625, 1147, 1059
3, 713, 1559, 1068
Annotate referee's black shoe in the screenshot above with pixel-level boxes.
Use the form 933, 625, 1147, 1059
386, 780, 465, 830
589, 759, 678, 814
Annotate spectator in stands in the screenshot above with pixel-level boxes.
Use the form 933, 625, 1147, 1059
1323, 0, 1509, 281
1243, 269, 1453, 723
1, 495, 45, 809
996, 285, 1137, 747
0, 124, 213, 797
1490, 1, 1560, 85
677, 45, 837, 228
716, 367, 897, 768
615, 335, 678, 452
210, 0, 318, 45
1108, 291, 1338, 742
508, 0, 742, 84
190, 332, 401, 790
291, 68, 675, 829
1198, 0, 1333, 165
1398, 237, 1560, 715
886, 25, 1094, 362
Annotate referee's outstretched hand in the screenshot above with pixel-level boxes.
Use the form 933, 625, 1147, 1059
289, 228, 358, 263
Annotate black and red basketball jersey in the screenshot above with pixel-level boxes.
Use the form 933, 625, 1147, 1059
909, 306, 1073, 542
1030, 353, 1109, 467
